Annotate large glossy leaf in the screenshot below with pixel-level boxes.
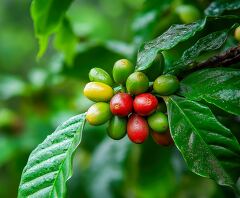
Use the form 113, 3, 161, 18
179, 68, 240, 116
205, 0, 240, 16
164, 29, 229, 75
18, 113, 86, 198
166, 96, 240, 192
31, 0, 73, 57
135, 18, 206, 71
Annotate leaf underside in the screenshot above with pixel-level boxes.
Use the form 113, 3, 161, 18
54, 18, 77, 66
167, 96, 240, 192
18, 114, 86, 198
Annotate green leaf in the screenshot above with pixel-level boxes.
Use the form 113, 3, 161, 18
37, 36, 49, 59
135, 18, 206, 71
166, 96, 240, 192
18, 113, 86, 198
205, 0, 240, 17
164, 29, 230, 75
54, 18, 77, 66
87, 137, 131, 198
179, 68, 240, 116
31, 0, 73, 58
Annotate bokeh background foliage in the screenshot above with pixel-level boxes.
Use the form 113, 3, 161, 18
0, 0, 240, 197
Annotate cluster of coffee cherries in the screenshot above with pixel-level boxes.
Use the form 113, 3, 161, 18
83, 59, 179, 145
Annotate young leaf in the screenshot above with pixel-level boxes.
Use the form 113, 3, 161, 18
166, 96, 240, 192
205, 0, 240, 17
31, 0, 73, 58
135, 19, 206, 71
54, 18, 78, 66
18, 113, 86, 198
165, 29, 230, 75
179, 68, 240, 116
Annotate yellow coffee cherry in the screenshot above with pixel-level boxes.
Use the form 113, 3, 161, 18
234, 26, 240, 42
83, 82, 114, 102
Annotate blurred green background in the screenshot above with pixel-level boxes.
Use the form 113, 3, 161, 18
0, 0, 239, 197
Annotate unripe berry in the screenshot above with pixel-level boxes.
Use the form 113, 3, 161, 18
89, 67, 113, 86
110, 93, 133, 116
234, 26, 240, 42
107, 116, 127, 140
113, 59, 134, 84
86, 102, 112, 125
126, 72, 149, 95
133, 93, 158, 116
147, 112, 168, 133
127, 114, 149, 144
84, 82, 114, 102
153, 75, 179, 96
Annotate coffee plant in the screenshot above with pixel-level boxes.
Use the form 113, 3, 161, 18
17, 0, 240, 197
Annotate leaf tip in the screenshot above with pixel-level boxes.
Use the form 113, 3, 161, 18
36, 35, 49, 60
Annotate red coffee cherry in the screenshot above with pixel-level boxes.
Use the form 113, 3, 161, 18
110, 93, 133, 116
151, 130, 174, 146
127, 114, 149, 144
133, 93, 158, 116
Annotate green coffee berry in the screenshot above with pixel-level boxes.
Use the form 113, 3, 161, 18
126, 72, 149, 95
113, 59, 134, 84
107, 116, 127, 140
153, 75, 179, 96
83, 82, 114, 102
86, 102, 112, 126
89, 67, 113, 86
234, 26, 240, 42
147, 112, 168, 133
